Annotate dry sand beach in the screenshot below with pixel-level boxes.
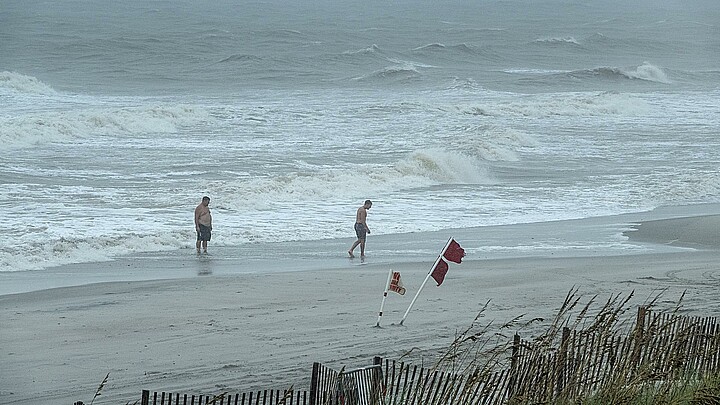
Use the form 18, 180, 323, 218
2, 205, 720, 404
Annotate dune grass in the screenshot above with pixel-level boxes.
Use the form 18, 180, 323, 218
400, 288, 720, 404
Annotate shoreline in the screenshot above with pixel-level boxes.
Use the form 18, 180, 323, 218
2, 204, 720, 404
3, 203, 720, 297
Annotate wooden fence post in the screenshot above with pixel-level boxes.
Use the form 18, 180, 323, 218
508, 333, 521, 398
309, 362, 320, 405
141, 389, 150, 405
632, 306, 647, 370
556, 327, 571, 399
511, 333, 520, 370
372, 356, 384, 405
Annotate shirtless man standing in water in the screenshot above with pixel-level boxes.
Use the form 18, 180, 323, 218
194, 196, 212, 254
348, 200, 372, 259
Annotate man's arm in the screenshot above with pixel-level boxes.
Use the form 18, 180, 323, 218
194, 206, 201, 230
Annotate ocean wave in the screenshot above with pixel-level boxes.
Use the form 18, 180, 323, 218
395, 149, 490, 183
504, 69, 572, 75
463, 92, 650, 117
585, 32, 617, 44
623, 62, 672, 83
333, 44, 389, 65
197, 28, 233, 40
584, 32, 651, 51
342, 44, 382, 55
217, 54, 263, 64
350, 64, 422, 82
0, 104, 211, 150
0, 147, 491, 272
442, 27, 507, 34
446, 126, 538, 162
412, 43, 476, 54
573, 62, 671, 84
212, 148, 491, 207
0, 231, 190, 272
0, 72, 57, 95
447, 77, 485, 91
413, 43, 446, 52
533, 37, 581, 46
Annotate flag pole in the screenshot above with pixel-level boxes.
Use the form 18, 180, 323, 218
399, 237, 453, 326
376, 268, 394, 327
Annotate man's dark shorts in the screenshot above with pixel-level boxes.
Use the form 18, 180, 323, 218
197, 224, 212, 242
354, 222, 367, 241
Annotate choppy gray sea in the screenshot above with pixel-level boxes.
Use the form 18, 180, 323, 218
1, 0, 719, 272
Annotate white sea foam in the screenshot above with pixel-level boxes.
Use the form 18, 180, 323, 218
413, 43, 447, 52
448, 77, 484, 91
0, 71, 57, 95
503, 69, 571, 75
454, 127, 538, 162
0, 104, 211, 150
212, 148, 490, 208
0, 148, 489, 272
413, 43, 476, 54
464, 92, 649, 117
395, 149, 490, 184
572, 63, 671, 84
534, 36, 580, 45
621, 62, 671, 84
1, 231, 190, 272
351, 57, 436, 82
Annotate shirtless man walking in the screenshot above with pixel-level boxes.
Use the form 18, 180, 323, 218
348, 200, 372, 259
194, 196, 212, 254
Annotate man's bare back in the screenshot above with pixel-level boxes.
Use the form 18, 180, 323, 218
356, 205, 368, 225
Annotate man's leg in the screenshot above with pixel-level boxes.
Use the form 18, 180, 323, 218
196, 239, 201, 254
360, 240, 366, 258
348, 239, 360, 257
202, 240, 208, 253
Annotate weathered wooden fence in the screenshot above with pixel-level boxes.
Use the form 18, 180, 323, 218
374, 306, 720, 404
310, 359, 384, 405
139, 359, 383, 405
376, 357, 511, 405
140, 388, 305, 405
139, 307, 720, 405
507, 306, 720, 403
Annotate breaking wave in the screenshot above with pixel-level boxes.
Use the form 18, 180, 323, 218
571, 62, 671, 84
0, 71, 57, 95
463, 91, 649, 117
0, 104, 211, 150
223, 148, 491, 207
351, 64, 422, 82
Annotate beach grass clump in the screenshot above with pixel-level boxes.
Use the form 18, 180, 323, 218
576, 372, 720, 405
74, 372, 140, 405
389, 287, 720, 405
